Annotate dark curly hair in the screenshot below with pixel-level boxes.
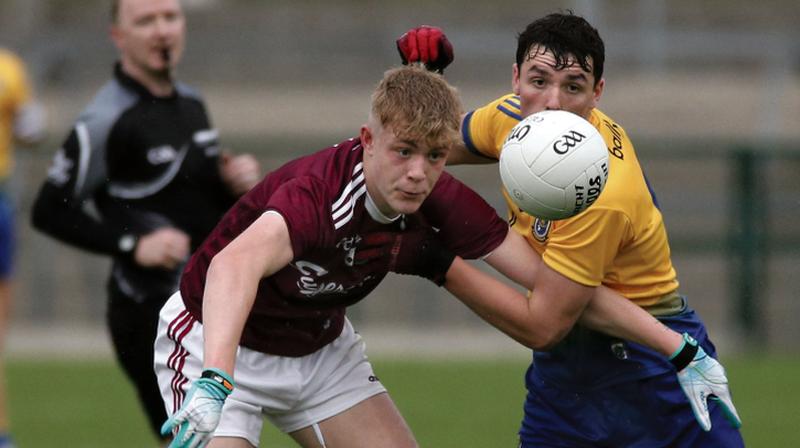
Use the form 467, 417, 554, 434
516, 11, 605, 85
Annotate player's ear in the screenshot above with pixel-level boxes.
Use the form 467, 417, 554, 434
360, 124, 374, 156
591, 78, 605, 108
512, 63, 521, 95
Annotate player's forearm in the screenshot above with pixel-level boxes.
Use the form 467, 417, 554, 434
578, 286, 683, 356
444, 257, 567, 350
201, 254, 260, 375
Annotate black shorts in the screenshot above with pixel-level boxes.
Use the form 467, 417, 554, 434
106, 282, 169, 439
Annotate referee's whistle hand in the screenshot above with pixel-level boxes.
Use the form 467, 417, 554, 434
220, 151, 261, 196
134, 227, 191, 269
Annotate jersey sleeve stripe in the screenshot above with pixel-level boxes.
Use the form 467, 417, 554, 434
460, 110, 479, 154
503, 96, 521, 109
461, 111, 499, 160
496, 104, 522, 121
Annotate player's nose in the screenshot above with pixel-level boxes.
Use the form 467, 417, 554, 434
543, 88, 562, 110
405, 155, 427, 180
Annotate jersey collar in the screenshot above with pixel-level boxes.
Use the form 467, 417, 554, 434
365, 191, 403, 225
113, 62, 177, 100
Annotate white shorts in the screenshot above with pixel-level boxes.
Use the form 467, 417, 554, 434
154, 292, 387, 446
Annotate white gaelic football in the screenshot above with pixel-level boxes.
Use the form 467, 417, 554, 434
499, 110, 609, 220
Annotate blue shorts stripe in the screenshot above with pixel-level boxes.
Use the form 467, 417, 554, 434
0, 196, 15, 278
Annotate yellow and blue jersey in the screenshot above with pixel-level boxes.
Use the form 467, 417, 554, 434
463, 94, 678, 307
0, 49, 34, 180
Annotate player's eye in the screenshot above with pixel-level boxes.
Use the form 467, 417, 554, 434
428, 151, 445, 162
397, 148, 412, 158
566, 84, 583, 94
530, 78, 546, 88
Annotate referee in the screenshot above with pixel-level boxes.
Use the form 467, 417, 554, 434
30, 0, 260, 442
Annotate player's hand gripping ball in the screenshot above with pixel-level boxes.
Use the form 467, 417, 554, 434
499, 110, 609, 220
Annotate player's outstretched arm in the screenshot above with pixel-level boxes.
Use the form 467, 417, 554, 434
386, 228, 742, 431
202, 212, 293, 375
486, 231, 742, 431
162, 212, 294, 445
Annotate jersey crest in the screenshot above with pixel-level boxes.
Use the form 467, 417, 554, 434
292, 234, 375, 299
533, 218, 551, 242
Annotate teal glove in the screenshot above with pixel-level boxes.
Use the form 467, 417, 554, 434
161, 368, 234, 448
672, 333, 742, 431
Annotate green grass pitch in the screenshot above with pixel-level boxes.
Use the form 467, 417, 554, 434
5, 355, 798, 447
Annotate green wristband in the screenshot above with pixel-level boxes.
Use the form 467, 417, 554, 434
669, 333, 699, 371
201, 368, 234, 394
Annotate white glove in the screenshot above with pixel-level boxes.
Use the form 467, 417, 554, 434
161, 368, 234, 448
673, 333, 742, 431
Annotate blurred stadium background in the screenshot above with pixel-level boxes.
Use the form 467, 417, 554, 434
1, 0, 799, 446
1, 0, 799, 364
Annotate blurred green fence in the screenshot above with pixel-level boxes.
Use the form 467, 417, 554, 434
635, 139, 800, 349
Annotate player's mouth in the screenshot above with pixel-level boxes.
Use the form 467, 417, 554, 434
397, 189, 426, 200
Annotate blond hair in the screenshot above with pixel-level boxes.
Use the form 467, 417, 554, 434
370, 65, 463, 151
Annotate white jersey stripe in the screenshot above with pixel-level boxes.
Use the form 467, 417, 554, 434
333, 183, 367, 230
73, 122, 92, 199
331, 171, 365, 221
331, 157, 367, 229
331, 161, 363, 211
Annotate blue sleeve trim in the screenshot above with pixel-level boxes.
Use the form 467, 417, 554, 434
461, 111, 478, 155
503, 96, 521, 109
461, 111, 497, 160
497, 104, 522, 121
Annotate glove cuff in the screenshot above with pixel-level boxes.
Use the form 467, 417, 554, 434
669, 333, 699, 371
201, 368, 235, 395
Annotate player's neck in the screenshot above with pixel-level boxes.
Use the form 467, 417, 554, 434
365, 190, 402, 224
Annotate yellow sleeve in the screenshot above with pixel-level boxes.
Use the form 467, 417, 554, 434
0, 51, 31, 108
463, 94, 523, 159
542, 206, 632, 287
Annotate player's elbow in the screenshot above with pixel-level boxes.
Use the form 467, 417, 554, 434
520, 324, 571, 351
207, 251, 235, 279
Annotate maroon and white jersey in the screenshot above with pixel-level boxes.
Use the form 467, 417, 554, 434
180, 137, 507, 356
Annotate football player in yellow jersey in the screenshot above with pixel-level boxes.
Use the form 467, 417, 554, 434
0, 47, 46, 448
396, 13, 743, 447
